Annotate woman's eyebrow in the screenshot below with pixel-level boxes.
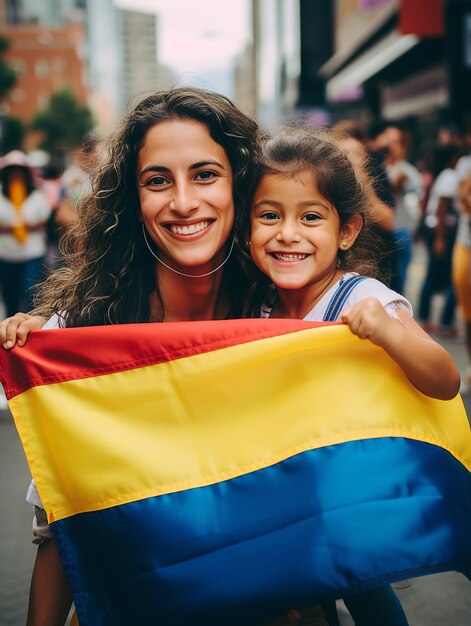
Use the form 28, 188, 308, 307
190, 160, 225, 170
139, 160, 225, 180
139, 165, 170, 179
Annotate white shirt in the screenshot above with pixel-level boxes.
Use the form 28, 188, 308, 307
261, 273, 413, 321
387, 160, 423, 232
0, 189, 52, 261
424, 168, 458, 229
455, 156, 471, 248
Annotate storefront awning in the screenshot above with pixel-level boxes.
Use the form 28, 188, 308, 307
325, 31, 419, 102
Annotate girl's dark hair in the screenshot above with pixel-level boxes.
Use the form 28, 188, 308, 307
33, 87, 261, 326
242, 126, 381, 316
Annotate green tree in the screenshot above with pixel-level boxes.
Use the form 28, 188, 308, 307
1, 116, 24, 152
0, 36, 17, 98
31, 88, 95, 153
0, 36, 23, 153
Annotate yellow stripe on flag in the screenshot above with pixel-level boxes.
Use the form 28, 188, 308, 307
10, 324, 469, 522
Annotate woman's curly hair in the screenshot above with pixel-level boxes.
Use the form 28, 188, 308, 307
33, 87, 261, 326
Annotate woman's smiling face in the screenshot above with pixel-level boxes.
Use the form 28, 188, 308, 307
137, 118, 235, 275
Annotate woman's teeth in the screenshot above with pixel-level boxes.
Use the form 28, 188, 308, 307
168, 221, 210, 235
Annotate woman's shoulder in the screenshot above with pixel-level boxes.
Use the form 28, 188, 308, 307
43, 313, 63, 329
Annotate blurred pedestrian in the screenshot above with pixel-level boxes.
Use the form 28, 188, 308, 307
452, 116, 471, 390
437, 121, 465, 151
418, 144, 461, 335
56, 138, 96, 227
375, 123, 423, 295
40, 160, 65, 270
333, 120, 396, 286
46, 137, 98, 269
0, 150, 52, 316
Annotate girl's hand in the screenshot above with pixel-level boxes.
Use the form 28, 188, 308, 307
343, 298, 460, 400
340, 297, 394, 348
0, 313, 47, 349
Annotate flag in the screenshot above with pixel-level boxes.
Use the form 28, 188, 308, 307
1, 319, 470, 626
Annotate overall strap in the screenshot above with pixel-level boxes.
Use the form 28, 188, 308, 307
322, 275, 368, 322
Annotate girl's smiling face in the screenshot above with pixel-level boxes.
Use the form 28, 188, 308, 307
250, 170, 355, 291
137, 118, 234, 275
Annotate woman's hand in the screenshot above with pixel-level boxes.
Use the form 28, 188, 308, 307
0, 313, 47, 349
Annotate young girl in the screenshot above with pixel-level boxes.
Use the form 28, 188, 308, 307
245, 126, 460, 625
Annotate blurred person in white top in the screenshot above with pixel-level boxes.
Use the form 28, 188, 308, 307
452, 116, 471, 389
376, 124, 423, 295
0, 150, 51, 316
418, 144, 461, 335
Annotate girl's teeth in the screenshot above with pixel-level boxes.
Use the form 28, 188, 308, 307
169, 221, 209, 235
273, 253, 307, 261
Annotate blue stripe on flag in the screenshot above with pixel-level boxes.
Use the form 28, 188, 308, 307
52, 437, 471, 626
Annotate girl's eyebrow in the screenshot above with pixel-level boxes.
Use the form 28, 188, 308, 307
253, 198, 331, 210
252, 198, 282, 209
139, 160, 225, 180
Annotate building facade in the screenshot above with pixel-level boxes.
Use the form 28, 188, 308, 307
120, 9, 159, 109
317, 0, 471, 139
0, 22, 87, 122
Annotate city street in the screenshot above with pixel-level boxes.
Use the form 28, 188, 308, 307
1, 246, 471, 626
1, 1, 471, 624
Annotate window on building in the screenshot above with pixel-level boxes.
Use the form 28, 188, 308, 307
52, 58, 66, 74
10, 59, 26, 76
35, 59, 49, 78
10, 88, 26, 103
37, 92, 50, 109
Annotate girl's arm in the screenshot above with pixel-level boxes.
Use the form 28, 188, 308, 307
0, 313, 47, 348
341, 297, 460, 400
27, 539, 73, 626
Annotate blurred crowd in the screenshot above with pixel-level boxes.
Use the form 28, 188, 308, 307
0, 136, 96, 316
331, 115, 471, 391
1, 114, 471, 391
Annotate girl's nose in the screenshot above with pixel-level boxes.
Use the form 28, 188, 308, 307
276, 222, 301, 243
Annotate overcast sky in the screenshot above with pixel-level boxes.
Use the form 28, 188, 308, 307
114, 0, 251, 95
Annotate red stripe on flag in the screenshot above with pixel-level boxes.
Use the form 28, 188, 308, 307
0, 319, 332, 399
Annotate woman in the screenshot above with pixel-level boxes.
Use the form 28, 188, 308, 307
1, 86, 261, 626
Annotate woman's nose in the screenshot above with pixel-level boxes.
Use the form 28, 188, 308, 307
170, 183, 200, 214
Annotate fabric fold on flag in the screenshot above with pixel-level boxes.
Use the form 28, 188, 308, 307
1, 319, 470, 626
